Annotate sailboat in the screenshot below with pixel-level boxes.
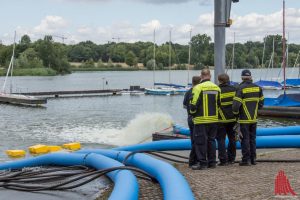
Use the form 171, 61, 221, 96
0, 32, 47, 106
145, 30, 184, 95
284, 50, 300, 88
255, 36, 282, 90
264, 0, 300, 107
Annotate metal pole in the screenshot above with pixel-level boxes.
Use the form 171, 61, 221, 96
153, 29, 156, 86
282, 0, 286, 92
188, 29, 192, 85
231, 32, 235, 81
214, 0, 226, 83
169, 29, 172, 84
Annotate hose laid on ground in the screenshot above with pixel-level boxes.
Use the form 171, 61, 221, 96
114, 136, 300, 152
173, 124, 300, 137
76, 149, 195, 200
0, 153, 139, 200
0, 166, 154, 192
122, 151, 300, 163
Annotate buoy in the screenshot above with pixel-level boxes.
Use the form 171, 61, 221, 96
6, 150, 26, 158
29, 144, 49, 154
63, 143, 81, 151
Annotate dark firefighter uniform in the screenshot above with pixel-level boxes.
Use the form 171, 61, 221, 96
232, 72, 264, 165
183, 88, 197, 167
189, 80, 221, 169
217, 82, 237, 164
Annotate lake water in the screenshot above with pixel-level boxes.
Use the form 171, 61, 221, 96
0, 69, 300, 161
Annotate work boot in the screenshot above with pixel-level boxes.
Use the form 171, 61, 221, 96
251, 159, 257, 165
208, 163, 216, 169
239, 161, 251, 166
192, 163, 207, 170
227, 160, 235, 165
218, 162, 228, 166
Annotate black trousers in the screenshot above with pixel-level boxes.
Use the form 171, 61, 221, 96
188, 117, 197, 166
240, 123, 257, 162
216, 122, 236, 163
193, 123, 218, 166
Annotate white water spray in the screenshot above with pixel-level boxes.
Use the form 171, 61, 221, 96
55, 113, 173, 146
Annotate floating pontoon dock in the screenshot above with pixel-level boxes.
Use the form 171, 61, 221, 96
0, 93, 47, 105
16, 89, 122, 98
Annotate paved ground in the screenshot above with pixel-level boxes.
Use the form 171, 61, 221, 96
99, 149, 300, 200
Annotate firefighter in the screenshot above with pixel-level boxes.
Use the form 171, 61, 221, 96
232, 70, 264, 166
216, 73, 237, 166
183, 76, 201, 167
189, 69, 221, 170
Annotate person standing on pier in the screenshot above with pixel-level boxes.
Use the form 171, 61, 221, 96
183, 76, 201, 167
216, 73, 237, 166
232, 70, 264, 166
189, 69, 221, 170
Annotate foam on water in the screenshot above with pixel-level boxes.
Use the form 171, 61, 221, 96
54, 113, 173, 146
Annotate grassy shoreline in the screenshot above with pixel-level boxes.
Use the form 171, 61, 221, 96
0, 68, 57, 76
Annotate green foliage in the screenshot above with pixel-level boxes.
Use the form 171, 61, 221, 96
11, 68, 57, 76
125, 51, 138, 67
15, 48, 43, 68
1, 33, 300, 76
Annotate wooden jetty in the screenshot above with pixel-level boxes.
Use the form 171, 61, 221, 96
259, 106, 300, 119
16, 89, 122, 98
0, 93, 47, 105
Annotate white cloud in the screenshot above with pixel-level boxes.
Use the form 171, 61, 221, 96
33, 15, 68, 34
2, 8, 300, 45
140, 20, 161, 35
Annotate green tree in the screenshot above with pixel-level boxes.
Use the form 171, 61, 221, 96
125, 51, 138, 67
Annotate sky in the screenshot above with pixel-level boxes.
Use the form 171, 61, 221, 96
0, 0, 300, 45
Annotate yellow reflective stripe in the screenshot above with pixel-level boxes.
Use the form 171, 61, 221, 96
219, 108, 226, 121
221, 101, 233, 106
242, 87, 260, 94
220, 92, 236, 99
243, 97, 259, 102
253, 102, 258, 120
260, 96, 265, 101
242, 102, 252, 120
205, 94, 209, 116
238, 120, 257, 124
233, 97, 242, 103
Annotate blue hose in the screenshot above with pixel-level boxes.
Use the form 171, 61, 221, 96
173, 124, 300, 136
113, 135, 300, 151
77, 149, 195, 200
0, 153, 138, 200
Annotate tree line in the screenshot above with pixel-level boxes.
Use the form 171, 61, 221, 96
0, 34, 299, 75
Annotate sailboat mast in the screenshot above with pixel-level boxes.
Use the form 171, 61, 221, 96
187, 29, 192, 85
231, 32, 235, 81
282, 0, 287, 91
272, 37, 275, 69
260, 36, 266, 80
153, 29, 156, 86
2, 31, 16, 93
169, 29, 172, 84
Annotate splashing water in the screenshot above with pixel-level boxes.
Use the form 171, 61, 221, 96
54, 113, 173, 146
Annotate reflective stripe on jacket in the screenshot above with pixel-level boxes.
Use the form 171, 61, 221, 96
219, 83, 237, 123
232, 80, 264, 124
189, 80, 221, 124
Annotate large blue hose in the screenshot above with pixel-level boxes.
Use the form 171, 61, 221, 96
113, 135, 300, 152
77, 149, 195, 200
0, 153, 138, 200
173, 124, 300, 136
